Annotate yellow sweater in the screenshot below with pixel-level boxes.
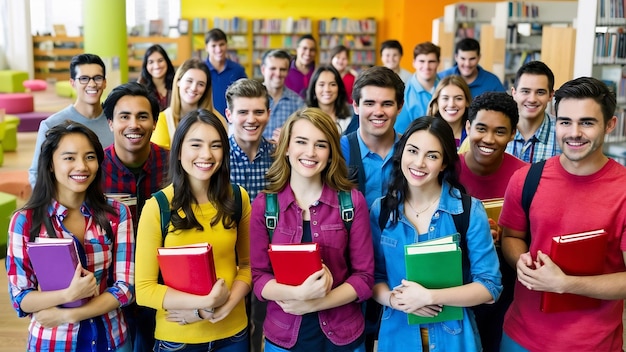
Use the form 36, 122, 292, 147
135, 184, 251, 343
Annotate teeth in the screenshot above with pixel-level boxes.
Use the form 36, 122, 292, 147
195, 162, 213, 168
86, 89, 97, 94
125, 134, 142, 139
479, 146, 495, 153
371, 119, 386, 125
243, 126, 258, 131
300, 159, 316, 166
409, 169, 426, 177
568, 141, 584, 146
70, 175, 88, 180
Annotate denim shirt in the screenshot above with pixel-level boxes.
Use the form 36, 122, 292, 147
370, 183, 502, 352
250, 183, 374, 349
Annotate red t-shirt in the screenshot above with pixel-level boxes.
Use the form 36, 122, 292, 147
458, 152, 527, 200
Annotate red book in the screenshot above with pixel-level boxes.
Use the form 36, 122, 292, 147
541, 229, 608, 313
268, 243, 322, 286
157, 243, 217, 295
26, 238, 89, 308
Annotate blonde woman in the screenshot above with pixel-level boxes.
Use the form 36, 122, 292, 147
151, 58, 226, 149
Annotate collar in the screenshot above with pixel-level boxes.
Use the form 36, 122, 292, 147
47, 199, 91, 221
106, 143, 154, 173
355, 128, 399, 160
277, 183, 339, 212
512, 112, 552, 144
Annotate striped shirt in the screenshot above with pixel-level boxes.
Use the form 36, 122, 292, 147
229, 135, 274, 201
6, 199, 135, 352
263, 87, 304, 140
506, 113, 561, 163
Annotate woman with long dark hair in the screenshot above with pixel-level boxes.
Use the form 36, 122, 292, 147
137, 44, 175, 111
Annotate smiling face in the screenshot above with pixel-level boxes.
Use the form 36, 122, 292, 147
108, 95, 156, 158
226, 96, 269, 144
556, 98, 616, 172
206, 39, 227, 62
438, 84, 468, 125
146, 51, 167, 80
286, 119, 330, 182
512, 73, 553, 122
413, 53, 439, 82
176, 68, 208, 106
401, 130, 445, 189
381, 48, 401, 71
331, 51, 349, 73
261, 56, 289, 90
71, 64, 107, 106
296, 39, 316, 66
454, 50, 480, 80
315, 71, 339, 106
466, 109, 514, 171
179, 121, 223, 188
354, 86, 400, 139
52, 133, 99, 200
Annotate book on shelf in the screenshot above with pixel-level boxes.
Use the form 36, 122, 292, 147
540, 229, 608, 313
268, 243, 322, 286
27, 237, 88, 308
157, 242, 217, 295
404, 234, 463, 324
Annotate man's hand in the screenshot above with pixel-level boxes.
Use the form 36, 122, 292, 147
517, 250, 567, 293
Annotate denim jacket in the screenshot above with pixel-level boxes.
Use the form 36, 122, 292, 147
250, 183, 374, 349
370, 182, 502, 352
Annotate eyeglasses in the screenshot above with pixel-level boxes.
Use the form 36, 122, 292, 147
76, 75, 105, 85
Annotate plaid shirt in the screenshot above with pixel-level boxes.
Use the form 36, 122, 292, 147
263, 87, 304, 140
101, 143, 169, 223
6, 199, 135, 352
506, 113, 561, 163
229, 135, 274, 201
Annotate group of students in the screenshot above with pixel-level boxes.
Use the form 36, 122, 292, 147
5, 31, 626, 352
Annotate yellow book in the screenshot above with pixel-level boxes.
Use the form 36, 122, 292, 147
482, 198, 504, 223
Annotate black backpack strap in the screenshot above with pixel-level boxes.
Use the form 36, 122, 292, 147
521, 160, 546, 246
231, 184, 242, 225
378, 195, 392, 232
152, 190, 171, 242
338, 190, 354, 233
346, 131, 366, 194
453, 193, 472, 282
265, 193, 278, 242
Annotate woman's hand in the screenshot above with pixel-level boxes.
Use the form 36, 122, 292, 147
391, 279, 435, 314
64, 265, 98, 304
33, 307, 71, 328
166, 309, 203, 325
206, 279, 229, 309
296, 266, 332, 301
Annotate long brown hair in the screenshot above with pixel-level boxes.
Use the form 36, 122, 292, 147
265, 108, 353, 193
170, 58, 221, 127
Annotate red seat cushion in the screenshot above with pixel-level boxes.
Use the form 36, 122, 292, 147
23, 79, 48, 92
0, 93, 34, 114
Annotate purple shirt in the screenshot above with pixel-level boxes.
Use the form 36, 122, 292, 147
250, 183, 374, 348
284, 60, 314, 98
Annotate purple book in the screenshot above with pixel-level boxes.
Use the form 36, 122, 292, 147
26, 238, 89, 308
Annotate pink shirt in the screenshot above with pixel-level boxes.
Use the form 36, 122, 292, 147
458, 152, 527, 200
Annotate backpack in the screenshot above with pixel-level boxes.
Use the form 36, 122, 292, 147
346, 131, 366, 194
153, 184, 243, 241
264, 190, 354, 240
520, 160, 546, 244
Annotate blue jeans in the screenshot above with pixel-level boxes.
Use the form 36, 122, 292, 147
264, 340, 365, 352
153, 328, 248, 352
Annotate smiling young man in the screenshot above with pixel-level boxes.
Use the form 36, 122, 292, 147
380, 40, 412, 83
28, 54, 114, 188
438, 38, 505, 98
261, 50, 305, 142
457, 91, 526, 352
499, 77, 626, 351
394, 42, 441, 134
507, 61, 561, 163
285, 34, 317, 98
204, 28, 247, 116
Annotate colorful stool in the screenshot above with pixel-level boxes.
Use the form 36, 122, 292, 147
23, 79, 48, 92
3, 115, 19, 151
0, 70, 28, 93
55, 81, 76, 98
0, 191, 17, 255
0, 93, 34, 114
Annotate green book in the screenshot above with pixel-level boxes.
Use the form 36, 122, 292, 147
404, 234, 463, 325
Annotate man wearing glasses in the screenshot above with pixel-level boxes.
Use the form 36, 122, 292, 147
29, 53, 113, 188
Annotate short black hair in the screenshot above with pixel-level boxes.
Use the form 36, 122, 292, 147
70, 53, 105, 80
352, 66, 405, 106
205, 28, 227, 44
455, 38, 480, 56
468, 92, 519, 130
102, 82, 160, 122
380, 39, 404, 56
297, 34, 316, 45
514, 61, 555, 92
555, 77, 616, 125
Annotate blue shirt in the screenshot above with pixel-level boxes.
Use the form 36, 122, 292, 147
505, 113, 561, 163
395, 75, 439, 134
438, 65, 505, 98
370, 183, 502, 352
340, 130, 398, 208
228, 135, 274, 202
263, 87, 304, 140
205, 58, 247, 116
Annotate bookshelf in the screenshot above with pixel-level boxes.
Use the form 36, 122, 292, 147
490, 1, 577, 89
32, 36, 84, 81
191, 17, 253, 77
574, 0, 626, 152
318, 18, 377, 73
127, 35, 192, 80
252, 18, 314, 79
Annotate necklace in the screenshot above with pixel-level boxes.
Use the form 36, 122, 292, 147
406, 196, 440, 218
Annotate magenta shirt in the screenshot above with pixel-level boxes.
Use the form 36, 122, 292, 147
250, 183, 374, 348
284, 60, 314, 99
